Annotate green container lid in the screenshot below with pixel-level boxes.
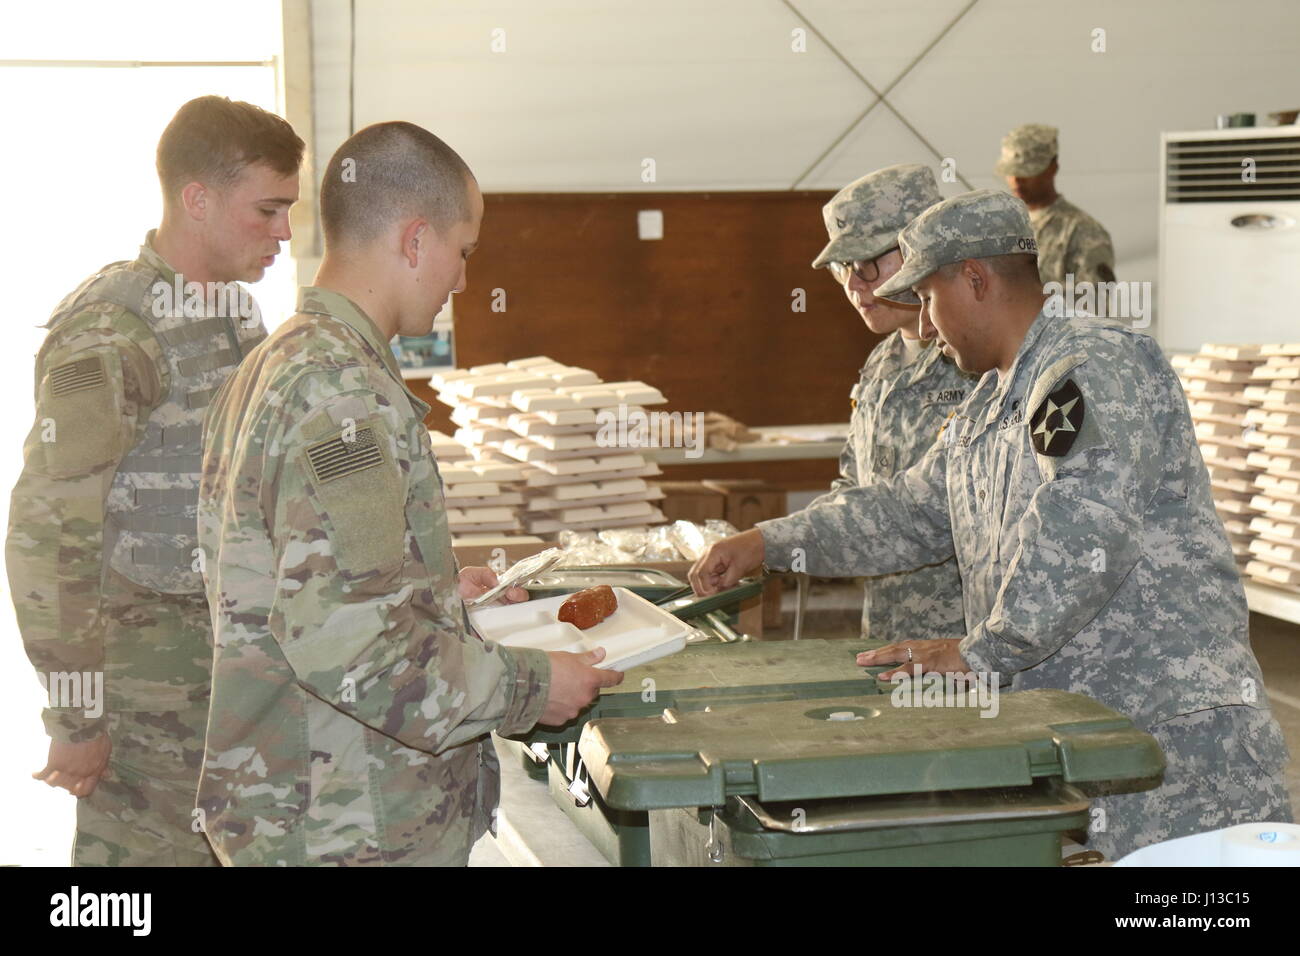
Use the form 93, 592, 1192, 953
579, 688, 1165, 811
518, 638, 892, 746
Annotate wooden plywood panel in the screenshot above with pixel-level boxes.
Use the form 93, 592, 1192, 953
434, 192, 881, 444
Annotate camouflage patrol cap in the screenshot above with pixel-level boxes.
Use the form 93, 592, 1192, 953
994, 123, 1059, 177
873, 189, 1038, 304
811, 164, 942, 269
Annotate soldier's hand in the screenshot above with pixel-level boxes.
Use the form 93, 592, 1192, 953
858, 639, 970, 680
689, 528, 765, 595
457, 565, 528, 604
34, 734, 112, 798
539, 648, 624, 727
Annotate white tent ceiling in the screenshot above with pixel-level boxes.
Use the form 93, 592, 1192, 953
310, 0, 1300, 278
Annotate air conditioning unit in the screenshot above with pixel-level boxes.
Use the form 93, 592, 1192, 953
1158, 127, 1300, 353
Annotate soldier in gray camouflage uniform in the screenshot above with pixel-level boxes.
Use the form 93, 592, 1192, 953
6, 97, 304, 865
692, 189, 1292, 861
762, 165, 974, 642
197, 122, 622, 866
996, 123, 1117, 288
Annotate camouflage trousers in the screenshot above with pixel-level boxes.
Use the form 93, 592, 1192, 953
74, 706, 218, 866
71, 568, 217, 866
98, 567, 214, 714
1082, 704, 1293, 862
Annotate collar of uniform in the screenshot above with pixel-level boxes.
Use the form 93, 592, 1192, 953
988, 307, 1054, 416
139, 230, 179, 285
871, 333, 947, 400
901, 336, 946, 389
874, 328, 928, 371
898, 332, 927, 363
872, 329, 906, 363
860, 330, 900, 382
294, 286, 432, 417
1028, 195, 1065, 224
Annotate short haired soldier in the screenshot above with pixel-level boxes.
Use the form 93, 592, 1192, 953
6, 96, 304, 865
197, 122, 623, 866
692, 190, 1292, 860
996, 123, 1117, 287
755, 165, 974, 642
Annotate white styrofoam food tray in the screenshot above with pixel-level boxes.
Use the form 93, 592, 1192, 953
468, 587, 688, 671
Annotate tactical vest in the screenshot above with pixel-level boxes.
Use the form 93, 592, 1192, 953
44, 260, 267, 594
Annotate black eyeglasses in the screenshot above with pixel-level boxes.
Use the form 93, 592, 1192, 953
828, 248, 897, 285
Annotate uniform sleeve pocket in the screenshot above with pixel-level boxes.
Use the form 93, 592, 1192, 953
306, 423, 406, 577
869, 444, 896, 479
38, 352, 126, 477
1233, 705, 1290, 778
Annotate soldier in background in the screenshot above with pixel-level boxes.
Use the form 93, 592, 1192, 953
692, 190, 1292, 860
760, 165, 973, 642
996, 123, 1117, 287
197, 121, 621, 866
6, 96, 304, 865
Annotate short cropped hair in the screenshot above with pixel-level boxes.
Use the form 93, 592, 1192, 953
156, 96, 304, 200
320, 122, 475, 247
938, 253, 1040, 284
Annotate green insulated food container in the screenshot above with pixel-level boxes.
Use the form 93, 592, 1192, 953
578, 689, 1165, 867
517, 638, 894, 865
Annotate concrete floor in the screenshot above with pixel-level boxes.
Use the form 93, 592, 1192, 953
769, 578, 1300, 821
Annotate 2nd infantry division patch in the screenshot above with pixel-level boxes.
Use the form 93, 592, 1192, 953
1030, 379, 1086, 457
48, 357, 106, 396
307, 426, 384, 482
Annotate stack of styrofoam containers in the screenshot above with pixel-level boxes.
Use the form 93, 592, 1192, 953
429, 429, 527, 540
430, 363, 542, 541
434, 458, 530, 536
430, 357, 667, 540
1241, 345, 1300, 593
428, 430, 472, 463
1173, 345, 1267, 568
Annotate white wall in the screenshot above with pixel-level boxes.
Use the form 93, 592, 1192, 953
305, 0, 1300, 304
0, 0, 289, 866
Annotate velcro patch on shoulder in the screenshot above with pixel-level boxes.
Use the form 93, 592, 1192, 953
48, 357, 106, 396
1030, 379, 1086, 457
1026, 352, 1087, 420
307, 426, 384, 483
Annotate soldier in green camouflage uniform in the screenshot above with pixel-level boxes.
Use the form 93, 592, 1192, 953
197, 122, 620, 867
693, 190, 1292, 860
6, 97, 304, 866
762, 165, 974, 642
996, 123, 1117, 287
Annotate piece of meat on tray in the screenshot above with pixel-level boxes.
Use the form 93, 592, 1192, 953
557, 585, 619, 630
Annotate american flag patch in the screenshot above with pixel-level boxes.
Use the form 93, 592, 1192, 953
48, 357, 106, 396
307, 426, 384, 482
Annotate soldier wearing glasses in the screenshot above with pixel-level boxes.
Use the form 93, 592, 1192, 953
759, 165, 976, 642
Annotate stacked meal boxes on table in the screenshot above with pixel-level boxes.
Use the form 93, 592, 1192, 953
1173, 345, 1268, 568
427, 429, 472, 463
1242, 345, 1300, 592
430, 357, 668, 543
434, 457, 530, 536
425, 432, 540, 539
